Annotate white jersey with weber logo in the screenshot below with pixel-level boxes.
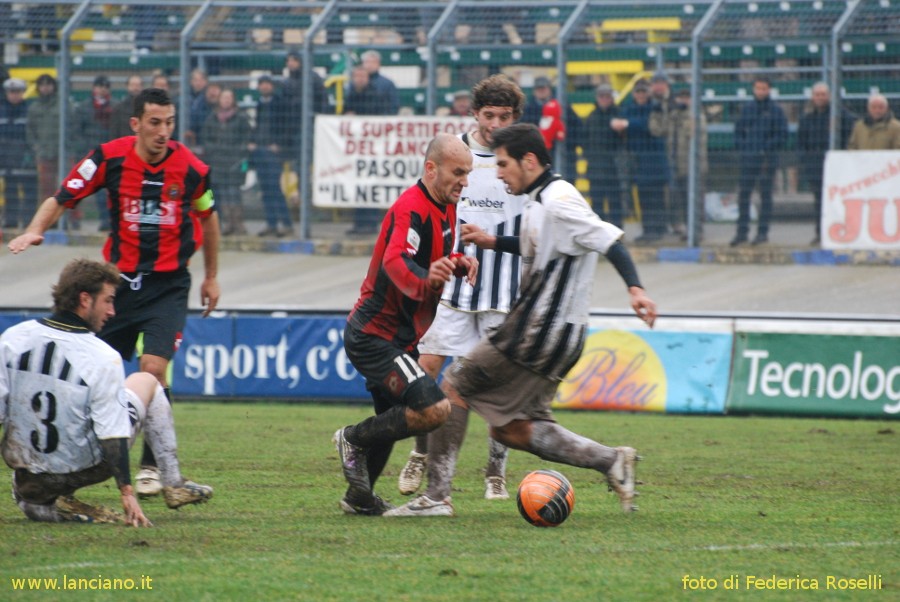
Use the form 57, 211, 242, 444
442, 132, 526, 313
0, 319, 131, 474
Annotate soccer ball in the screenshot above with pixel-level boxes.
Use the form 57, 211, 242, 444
516, 469, 575, 527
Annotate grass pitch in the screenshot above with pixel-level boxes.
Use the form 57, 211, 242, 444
1, 403, 897, 601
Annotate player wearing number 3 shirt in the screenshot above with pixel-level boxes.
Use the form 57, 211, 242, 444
7, 88, 220, 498
1, 259, 212, 526
332, 134, 477, 517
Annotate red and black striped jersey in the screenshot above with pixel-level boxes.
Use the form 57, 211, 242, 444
55, 136, 213, 273
348, 181, 456, 353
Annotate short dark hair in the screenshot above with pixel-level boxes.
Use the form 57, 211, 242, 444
490, 123, 551, 167
754, 76, 772, 87
471, 74, 526, 119
133, 87, 173, 118
52, 259, 120, 314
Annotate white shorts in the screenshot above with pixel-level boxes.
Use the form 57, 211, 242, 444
418, 303, 507, 358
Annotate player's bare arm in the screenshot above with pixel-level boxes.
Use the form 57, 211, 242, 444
199, 212, 221, 317
7, 197, 65, 254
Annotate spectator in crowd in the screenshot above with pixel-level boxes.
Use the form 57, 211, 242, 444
448, 90, 472, 117
360, 50, 399, 116
151, 73, 170, 92
616, 79, 670, 243
344, 65, 393, 235
250, 74, 294, 238
583, 83, 627, 228
798, 82, 856, 245
110, 74, 144, 139
191, 81, 221, 151
283, 49, 330, 119
847, 93, 900, 151
563, 104, 582, 186
26, 74, 60, 210
72, 75, 115, 231
651, 86, 708, 244
730, 77, 788, 246
0, 78, 36, 229
521, 76, 552, 126
201, 88, 252, 236
185, 69, 210, 147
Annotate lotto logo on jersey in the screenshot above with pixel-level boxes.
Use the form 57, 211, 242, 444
65, 178, 85, 191
77, 158, 98, 181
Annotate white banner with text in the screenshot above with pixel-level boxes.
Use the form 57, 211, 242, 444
313, 115, 471, 209
822, 150, 900, 250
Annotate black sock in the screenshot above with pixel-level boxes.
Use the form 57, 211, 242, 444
346, 405, 410, 448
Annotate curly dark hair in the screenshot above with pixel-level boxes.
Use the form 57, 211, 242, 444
471, 74, 526, 118
52, 259, 120, 314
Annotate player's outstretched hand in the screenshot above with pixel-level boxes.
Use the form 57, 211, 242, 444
7, 232, 45, 254
200, 277, 220, 318
628, 286, 657, 328
121, 490, 153, 528
460, 223, 496, 249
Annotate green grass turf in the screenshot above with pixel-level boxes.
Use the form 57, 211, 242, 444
1, 403, 897, 601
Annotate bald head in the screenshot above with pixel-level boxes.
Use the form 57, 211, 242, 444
868, 94, 890, 121
422, 134, 472, 206
811, 82, 830, 109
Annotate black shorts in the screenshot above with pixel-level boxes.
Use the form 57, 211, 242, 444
99, 269, 191, 361
343, 323, 444, 412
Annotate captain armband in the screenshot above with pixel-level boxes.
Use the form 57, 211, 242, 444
193, 189, 215, 212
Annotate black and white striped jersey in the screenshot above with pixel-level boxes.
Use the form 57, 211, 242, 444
441, 132, 526, 313
489, 171, 624, 381
0, 317, 131, 474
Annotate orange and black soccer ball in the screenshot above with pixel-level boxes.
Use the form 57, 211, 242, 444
516, 469, 575, 527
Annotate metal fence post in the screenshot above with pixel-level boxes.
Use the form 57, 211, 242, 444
688, 0, 723, 248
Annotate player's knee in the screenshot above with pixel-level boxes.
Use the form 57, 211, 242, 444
124, 372, 158, 405
413, 398, 450, 432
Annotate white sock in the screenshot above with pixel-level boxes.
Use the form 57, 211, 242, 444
143, 384, 184, 487
528, 421, 617, 473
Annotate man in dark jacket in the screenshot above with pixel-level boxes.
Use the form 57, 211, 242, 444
0, 78, 36, 229
583, 84, 627, 227
797, 82, 855, 245
731, 77, 788, 246
617, 79, 670, 243
250, 75, 294, 237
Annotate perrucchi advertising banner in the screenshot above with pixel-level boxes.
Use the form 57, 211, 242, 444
552, 329, 732, 414
822, 150, 900, 250
728, 331, 900, 418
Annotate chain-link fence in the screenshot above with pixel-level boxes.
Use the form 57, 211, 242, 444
2, 0, 898, 243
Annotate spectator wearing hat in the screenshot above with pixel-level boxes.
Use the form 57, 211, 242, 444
26, 74, 60, 209
616, 79, 670, 243
250, 74, 294, 237
71, 74, 115, 230
448, 90, 472, 117
583, 84, 627, 228
522, 76, 552, 126
651, 86, 708, 243
0, 78, 36, 229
